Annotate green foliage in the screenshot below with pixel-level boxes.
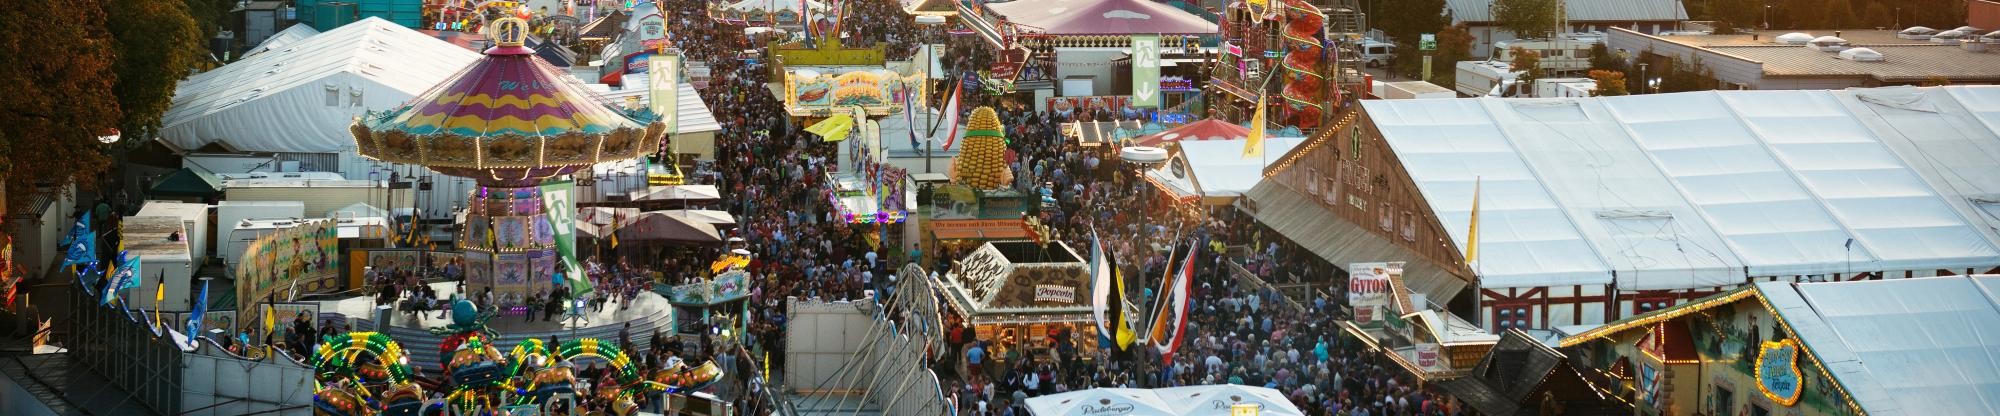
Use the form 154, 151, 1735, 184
0, 0, 122, 207
1509, 46, 1542, 91
107, 0, 202, 142
1493, 0, 1563, 40
1589, 70, 1629, 96
1656, 57, 1716, 93
1429, 24, 1477, 89
1375, 0, 1447, 77
1589, 43, 1626, 73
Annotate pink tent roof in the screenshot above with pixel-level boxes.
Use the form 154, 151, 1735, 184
984, 0, 1217, 35
1132, 118, 1250, 147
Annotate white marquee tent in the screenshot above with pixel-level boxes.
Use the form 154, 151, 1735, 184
1757, 275, 2000, 416
160, 17, 481, 177
245, 24, 319, 58
1362, 86, 2000, 294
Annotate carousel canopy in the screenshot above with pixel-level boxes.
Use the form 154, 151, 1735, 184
1131, 118, 1250, 147
352, 18, 664, 182
982, 0, 1217, 36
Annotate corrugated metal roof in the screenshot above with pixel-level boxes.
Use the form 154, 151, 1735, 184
8, 189, 59, 219
1447, 0, 1687, 23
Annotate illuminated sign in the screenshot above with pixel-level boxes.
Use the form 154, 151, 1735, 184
1757, 339, 1804, 406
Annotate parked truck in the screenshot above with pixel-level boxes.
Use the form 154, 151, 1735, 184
1534, 78, 1599, 98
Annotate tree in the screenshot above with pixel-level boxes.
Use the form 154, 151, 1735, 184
1589, 43, 1625, 73
1428, 24, 1478, 89
1509, 46, 1542, 95
0, 0, 122, 211
107, 0, 202, 143
1493, 0, 1563, 40
1710, 0, 1762, 32
1375, 0, 1447, 79
1589, 70, 1630, 96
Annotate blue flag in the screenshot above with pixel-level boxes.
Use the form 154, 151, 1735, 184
100, 252, 140, 306
187, 279, 210, 339
59, 212, 94, 269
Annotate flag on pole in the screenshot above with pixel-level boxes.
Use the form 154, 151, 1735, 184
906, 89, 923, 150
939, 82, 963, 150
185, 280, 208, 338
264, 303, 276, 337
1146, 244, 1178, 344
59, 211, 95, 269
1090, 229, 1113, 343
1242, 95, 1268, 158
100, 252, 140, 306
1466, 176, 1481, 266
1109, 251, 1136, 350
1157, 240, 1196, 363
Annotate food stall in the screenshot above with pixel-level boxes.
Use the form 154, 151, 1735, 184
931, 241, 1097, 367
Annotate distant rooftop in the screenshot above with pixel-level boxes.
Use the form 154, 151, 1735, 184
1610, 27, 2000, 83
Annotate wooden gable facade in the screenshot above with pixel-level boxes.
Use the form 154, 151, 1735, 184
1248, 109, 1476, 311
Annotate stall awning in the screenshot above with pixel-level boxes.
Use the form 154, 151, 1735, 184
150, 168, 223, 197
1062, 119, 1144, 147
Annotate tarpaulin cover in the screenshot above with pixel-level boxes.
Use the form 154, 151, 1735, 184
1362, 86, 2000, 291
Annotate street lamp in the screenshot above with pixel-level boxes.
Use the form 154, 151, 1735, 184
914, 15, 946, 174
97, 128, 121, 144
1637, 62, 1648, 94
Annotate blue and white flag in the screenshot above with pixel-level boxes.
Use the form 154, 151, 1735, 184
59, 211, 94, 269
100, 251, 140, 306
186, 279, 210, 339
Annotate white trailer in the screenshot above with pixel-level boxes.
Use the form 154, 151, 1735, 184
215, 201, 306, 267
1455, 61, 1521, 97
134, 201, 212, 266
1533, 78, 1599, 98
124, 216, 196, 310
1374, 81, 1458, 99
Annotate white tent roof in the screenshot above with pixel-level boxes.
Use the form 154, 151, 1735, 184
725, 0, 830, 13
591, 83, 724, 135
1153, 385, 1306, 416
161, 17, 480, 154
246, 24, 320, 57
1024, 388, 1176, 416
1756, 275, 2000, 416
1153, 138, 1303, 199
1362, 86, 2000, 291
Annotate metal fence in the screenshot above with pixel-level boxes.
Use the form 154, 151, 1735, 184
69, 287, 185, 414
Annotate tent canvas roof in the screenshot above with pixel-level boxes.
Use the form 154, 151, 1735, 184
1360, 86, 2000, 291
247, 24, 321, 57
1024, 388, 1176, 416
1133, 118, 1252, 147
1153, 385, 1307, 416
1758, 276, 2000, 416
1153, 137, 1302, 199
162, 17, 480, 154
983, 0, 1217, 35
627, 185, 722, 201
610, 211, 722, 243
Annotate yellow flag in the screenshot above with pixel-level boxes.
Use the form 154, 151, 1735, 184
154, 276, 166, 304
1242, 95, 1267, 159
1466, 176, 1481, 265
264, 304, 276, 335
806, 114, 855, 142
610, 229, 620, 248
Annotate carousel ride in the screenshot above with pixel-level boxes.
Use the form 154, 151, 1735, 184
311, 299, 723, 415
331, 17, 722, 415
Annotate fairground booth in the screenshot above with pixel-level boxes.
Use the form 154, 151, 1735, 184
1338, 262, 1499, 388
658, 269, 752, 341
955, 0, 1216, 113
1555, 276, 2000, 416
931, 241, 1097, 365
770, 36, 925, 253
